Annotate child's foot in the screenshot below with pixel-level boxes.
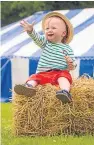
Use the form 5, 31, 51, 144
14, 84, 36, 97
56, 90, 72, 103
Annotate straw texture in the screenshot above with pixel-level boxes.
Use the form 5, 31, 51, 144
12, 77, 94, 136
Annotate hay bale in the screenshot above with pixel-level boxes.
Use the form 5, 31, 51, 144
12, 77, 94, 136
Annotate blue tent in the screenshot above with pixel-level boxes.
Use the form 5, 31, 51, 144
79, 44, 94, 76
1, 58, 12, 102
1, 8, 94, 102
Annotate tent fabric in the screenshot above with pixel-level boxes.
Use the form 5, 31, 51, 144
82, 44, 94, 57
1, 8, 94, 102
80, 59, 94, 77
1, 8, 94, 58
1, 58, 12, 102
29, 59, 39, 76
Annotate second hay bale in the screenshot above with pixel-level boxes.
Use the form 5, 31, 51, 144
12, 78, 94, 136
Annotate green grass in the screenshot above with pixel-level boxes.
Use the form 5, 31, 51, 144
1, 103, 94, 145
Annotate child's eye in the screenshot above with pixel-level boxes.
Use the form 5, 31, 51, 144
45, 28, 49, 30
52, 27, 56, 29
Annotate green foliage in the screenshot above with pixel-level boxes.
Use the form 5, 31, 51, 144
1, 1, 94, 26
1, 1, 46, 26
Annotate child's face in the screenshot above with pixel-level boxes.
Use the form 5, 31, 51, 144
44, 17, 67, 43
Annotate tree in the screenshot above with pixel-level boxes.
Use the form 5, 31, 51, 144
1, 1, 94, 27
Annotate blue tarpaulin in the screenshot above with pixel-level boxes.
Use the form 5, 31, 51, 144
1, 58, 12, 102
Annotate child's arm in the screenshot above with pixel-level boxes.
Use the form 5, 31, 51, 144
65, 55, 77, 70
28, 29, 46, 48
63, 47, 77, 70
20, 20, 46, 48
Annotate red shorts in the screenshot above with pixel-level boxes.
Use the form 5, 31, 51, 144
26, 70, 72, 85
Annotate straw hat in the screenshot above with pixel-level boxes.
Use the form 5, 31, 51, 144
42, 11, 74, 44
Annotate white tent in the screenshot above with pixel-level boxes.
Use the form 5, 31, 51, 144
1, 8, 94, 102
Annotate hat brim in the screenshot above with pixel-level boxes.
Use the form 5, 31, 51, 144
42, 11, 74, 44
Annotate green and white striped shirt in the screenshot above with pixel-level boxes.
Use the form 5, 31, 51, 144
29, 29, 76, 73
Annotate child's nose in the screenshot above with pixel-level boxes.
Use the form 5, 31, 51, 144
48, 28, 52, 32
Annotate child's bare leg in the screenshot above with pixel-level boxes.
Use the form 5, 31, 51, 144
56, 77, 72, 103
57, 77, 70, 92
26, 80, 38, 87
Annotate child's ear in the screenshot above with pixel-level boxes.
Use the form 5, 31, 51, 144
62, 31, 66, 37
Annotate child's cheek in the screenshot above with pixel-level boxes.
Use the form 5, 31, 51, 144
45, 34, 48, 39
45, 31, 48, 36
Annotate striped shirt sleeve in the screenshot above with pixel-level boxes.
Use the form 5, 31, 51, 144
28, 29, 46, 48
64, 45, 77, 68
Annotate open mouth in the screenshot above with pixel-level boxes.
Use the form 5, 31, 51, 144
48, 34, 54, 37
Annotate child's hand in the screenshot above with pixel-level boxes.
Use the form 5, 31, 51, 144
20, 20, 35, 33
65, 56, 75, 70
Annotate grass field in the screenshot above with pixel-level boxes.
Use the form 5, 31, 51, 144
1, 103, 94, 145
